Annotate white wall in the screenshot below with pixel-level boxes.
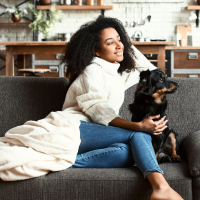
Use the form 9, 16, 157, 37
0, 0, 199, 44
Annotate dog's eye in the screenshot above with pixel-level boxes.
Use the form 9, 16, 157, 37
143, 78, 147, 82
160, 78, 164, 82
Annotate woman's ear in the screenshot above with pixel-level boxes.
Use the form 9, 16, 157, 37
95, 51, 100, 57
94, 48, 100, 57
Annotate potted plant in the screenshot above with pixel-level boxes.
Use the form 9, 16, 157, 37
6, 6, 28, 22
28, 3, 63, 41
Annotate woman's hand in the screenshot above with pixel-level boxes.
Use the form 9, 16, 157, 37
139, 115, 168, 135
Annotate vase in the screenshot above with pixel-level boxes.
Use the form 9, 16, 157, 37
39, 0, 52, 5
197, 0, 200, 5
11, 14, 22, 22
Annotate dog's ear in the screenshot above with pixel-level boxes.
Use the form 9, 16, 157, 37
140, 69, 151, 82
138, 70, 153, 96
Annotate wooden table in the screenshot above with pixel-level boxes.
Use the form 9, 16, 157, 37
0, 41, 175, 76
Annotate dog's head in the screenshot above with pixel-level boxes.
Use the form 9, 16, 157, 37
136, 68, 179, 104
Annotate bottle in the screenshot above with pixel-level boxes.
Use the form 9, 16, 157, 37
97, 0, 104, 5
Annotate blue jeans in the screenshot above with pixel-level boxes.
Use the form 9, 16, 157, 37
71, 121, 164, 179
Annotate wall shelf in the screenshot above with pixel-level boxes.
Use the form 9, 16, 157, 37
0, 22, 31, 24
37, 5, 113, 16
187, 5, 200, 10
187, 5, 200, 28
37, 5, 113, 10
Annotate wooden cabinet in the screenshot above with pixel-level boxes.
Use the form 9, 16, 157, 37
170, 49, 200, 78
33, 54, 67, 77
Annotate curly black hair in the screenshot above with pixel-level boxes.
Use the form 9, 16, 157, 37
62, 15, 136, 85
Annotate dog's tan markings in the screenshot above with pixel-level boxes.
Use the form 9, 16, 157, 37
168, 84, 176, 92
155, 152, 158, 158
153, 88, 168, 104
153, 84, 176, 104
152, 86, 155, 92
168, 132, 181, 161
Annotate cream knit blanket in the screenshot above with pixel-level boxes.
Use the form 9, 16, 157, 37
0, 110, 80, 181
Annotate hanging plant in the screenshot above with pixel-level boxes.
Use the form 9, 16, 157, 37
28, 3, 63, 40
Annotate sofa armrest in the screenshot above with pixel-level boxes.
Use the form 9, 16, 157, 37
183, 130, 200, 176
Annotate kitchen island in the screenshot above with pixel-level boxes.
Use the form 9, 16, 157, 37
0, 41, 175, 76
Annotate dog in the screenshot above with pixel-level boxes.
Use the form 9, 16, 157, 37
129, 68, 181, 164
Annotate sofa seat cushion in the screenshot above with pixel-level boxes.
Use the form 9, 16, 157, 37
192, 176, 200, 200
0, 161, 192, 200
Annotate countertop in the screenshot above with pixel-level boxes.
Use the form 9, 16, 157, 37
166, 46, 200, 50
0, 41, 175, 46
2, 41, 200, 49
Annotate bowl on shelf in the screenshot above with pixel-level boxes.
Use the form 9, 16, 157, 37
39, 0, 51, 5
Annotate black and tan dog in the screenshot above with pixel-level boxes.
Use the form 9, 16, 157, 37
129, 68, 181, 164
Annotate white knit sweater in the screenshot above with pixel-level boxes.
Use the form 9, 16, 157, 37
62, 45, 157, 126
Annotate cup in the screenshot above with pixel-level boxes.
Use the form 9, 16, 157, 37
87, 0, 94, 5
97, 0, 104, 5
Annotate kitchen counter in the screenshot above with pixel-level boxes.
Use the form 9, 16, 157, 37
166, 46, 200, 50
0, 41, 175, 46
0, 41, 175, 76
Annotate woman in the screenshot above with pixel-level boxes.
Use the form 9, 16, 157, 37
61, 15, 183, 200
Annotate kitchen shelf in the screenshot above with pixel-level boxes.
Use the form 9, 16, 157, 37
187, 5, 200, 28
37, 5, 113, 10
187, 5, 200, 10
0, 22, 31, 24
37, 5, 113, 16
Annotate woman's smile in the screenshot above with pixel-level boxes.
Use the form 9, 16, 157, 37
115, 51, 123, 56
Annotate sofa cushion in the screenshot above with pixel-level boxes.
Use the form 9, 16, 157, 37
0, 161, 192, 200
183, 130, 200, 176
192, 176, 200, 200
120, 78, 200, 154
0, 76, 69, 137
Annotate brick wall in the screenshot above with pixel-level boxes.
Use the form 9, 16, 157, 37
0, 0, 200, 75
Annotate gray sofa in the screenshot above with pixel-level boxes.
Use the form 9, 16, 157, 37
0, 76, 200, 200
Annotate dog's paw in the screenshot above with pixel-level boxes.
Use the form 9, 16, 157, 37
173, 155, 182, 162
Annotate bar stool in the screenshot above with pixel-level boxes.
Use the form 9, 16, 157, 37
17, 69, 50, 77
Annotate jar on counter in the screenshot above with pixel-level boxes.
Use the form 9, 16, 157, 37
87, 0, 94, 5
97, 0, 104, 5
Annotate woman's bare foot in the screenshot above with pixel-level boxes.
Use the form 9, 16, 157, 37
147, 172, 183, 200
151, 185, 183, 200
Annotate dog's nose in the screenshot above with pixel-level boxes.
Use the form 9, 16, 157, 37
176, 84, 179, 88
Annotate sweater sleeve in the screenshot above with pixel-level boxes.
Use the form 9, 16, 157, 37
75, 65, 119, 126
123, 45, 157, 90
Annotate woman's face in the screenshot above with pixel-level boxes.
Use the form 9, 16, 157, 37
95, 28, 124, 63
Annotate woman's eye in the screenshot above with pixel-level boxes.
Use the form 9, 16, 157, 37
108, 42, 113, 45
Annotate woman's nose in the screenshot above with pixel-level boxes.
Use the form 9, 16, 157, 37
116, 42, 122, 48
